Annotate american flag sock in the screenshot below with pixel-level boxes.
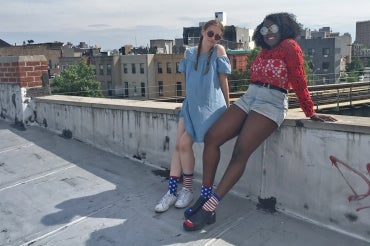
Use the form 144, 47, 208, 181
202, 193, 220, 212
200, 184, 213, 199
168, 176, 180, 195
182, 173, 193, 190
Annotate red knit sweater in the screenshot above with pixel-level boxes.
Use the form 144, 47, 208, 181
250, 38, 315, 117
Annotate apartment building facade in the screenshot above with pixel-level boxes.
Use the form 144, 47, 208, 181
227, 49, 249, 72
354, 20, 370, 66
297, 27, 352, 84
356, 20, 370, 47
90, 54, 120, 97
115, 47, 251, 100
154, 54, 185, 99
118, 54, 156, 99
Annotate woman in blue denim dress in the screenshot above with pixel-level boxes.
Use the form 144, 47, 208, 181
155, 19, 231, 213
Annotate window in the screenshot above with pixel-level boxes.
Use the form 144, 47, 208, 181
322, 48, 330, 57
322, 62, 329, 72
308, 48, 315, 56
131, 63, 136, 74
132, 82, 137, 96
107, 64, 112, 75
124, 82, 129, 97
141, 82, 145, 97
123, 64, 128, 74
176, 62, 180, 73
158, 62, 163, 73
99, 64, 104, 75
140, 63, 144, 74
108, 81, 112, 96
166, 62, 172, 73
158, 81, 163, 96
176, 82, 182, 96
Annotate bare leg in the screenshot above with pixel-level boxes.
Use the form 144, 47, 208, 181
202, 105, 248, 185
156, 118, 194, 213
178, 132, 194, 174
169, 118, 195, 176
169, 118, 185, 177
215, 111, 277, 199
183, 106, 252, 229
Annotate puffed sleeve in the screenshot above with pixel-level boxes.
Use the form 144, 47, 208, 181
178, 48, 191, 73
216, 56, 231, 74
178, 57, 186, 73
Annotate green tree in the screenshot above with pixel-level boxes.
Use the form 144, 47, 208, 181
346, 70, 358, 82
346, 57, 364, 81
303, 55, 317, 86
52, 60, 103, 97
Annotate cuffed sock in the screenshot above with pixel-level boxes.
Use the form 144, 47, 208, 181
200, 184, 213, 199
168, 176, 180, 195
182, 173, 193, 190
203, 193, 220, 212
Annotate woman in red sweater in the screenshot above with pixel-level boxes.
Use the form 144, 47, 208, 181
183, 12, 337, 231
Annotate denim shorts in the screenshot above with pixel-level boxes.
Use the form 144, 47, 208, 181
234, 83, 288, 127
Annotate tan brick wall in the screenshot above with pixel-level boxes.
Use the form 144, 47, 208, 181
154, 53, 185, 98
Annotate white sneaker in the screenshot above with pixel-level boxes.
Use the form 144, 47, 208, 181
175, 188, 193, 208
154, 191, 177, 212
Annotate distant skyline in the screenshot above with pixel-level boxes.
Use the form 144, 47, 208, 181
1, 0, 369, 50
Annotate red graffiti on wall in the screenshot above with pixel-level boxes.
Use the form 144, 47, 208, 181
329, 155, 370, 212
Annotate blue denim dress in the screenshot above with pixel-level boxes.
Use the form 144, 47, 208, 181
178, 45, 231, 142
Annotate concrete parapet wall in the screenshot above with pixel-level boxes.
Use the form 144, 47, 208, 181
34, 95, 182, 167
0, 55, 49, 127
19, 95, 370, 242
0, 83, 37, 126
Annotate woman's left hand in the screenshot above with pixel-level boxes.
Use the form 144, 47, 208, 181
310, 114, 337, 122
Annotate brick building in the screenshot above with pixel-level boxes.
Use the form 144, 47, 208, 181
0, 42, 63, 77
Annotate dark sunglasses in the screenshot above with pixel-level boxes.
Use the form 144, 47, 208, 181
260, 24, 279, 36
206, 31, 222, 41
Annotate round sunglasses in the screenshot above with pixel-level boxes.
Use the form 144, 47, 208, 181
206, 30, 222, 41
260, 24, 279, 36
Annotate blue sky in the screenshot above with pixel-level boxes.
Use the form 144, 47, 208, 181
1, 0, 369, 50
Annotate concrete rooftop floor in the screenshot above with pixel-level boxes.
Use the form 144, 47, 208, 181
0, 119, 368, 246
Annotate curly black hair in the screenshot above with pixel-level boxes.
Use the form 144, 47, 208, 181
252, 12, 302, 49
